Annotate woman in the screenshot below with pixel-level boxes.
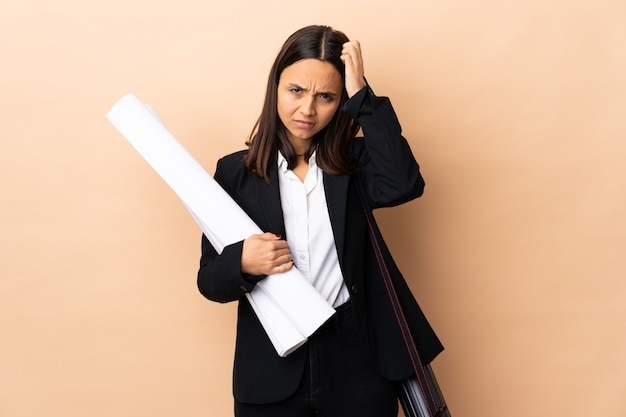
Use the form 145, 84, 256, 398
198, 25, 443, 417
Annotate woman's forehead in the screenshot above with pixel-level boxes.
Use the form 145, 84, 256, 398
279, 59, 343, 92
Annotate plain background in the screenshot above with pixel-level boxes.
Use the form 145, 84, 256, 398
1, 0, 625, 416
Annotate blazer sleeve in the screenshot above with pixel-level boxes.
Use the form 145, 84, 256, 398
197, 157, 265, 303
343, 85, 425, 209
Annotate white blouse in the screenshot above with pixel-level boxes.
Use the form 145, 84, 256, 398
277, 151, 350, 308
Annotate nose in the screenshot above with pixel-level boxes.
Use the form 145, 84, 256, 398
300, 95, 316, 116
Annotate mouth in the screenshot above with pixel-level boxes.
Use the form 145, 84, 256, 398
294, 120, 315, 129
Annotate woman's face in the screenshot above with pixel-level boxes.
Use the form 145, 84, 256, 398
276, 58, 343, 151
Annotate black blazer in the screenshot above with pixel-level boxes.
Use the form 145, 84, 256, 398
197, 87, 443, 404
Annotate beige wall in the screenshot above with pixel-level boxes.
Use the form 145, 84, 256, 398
2, 0, 625, 416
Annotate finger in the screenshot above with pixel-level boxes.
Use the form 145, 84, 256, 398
342, 40, 361, 52
276, 250, 292, 264
272, 241, 290, 252
342, 42, 363, 70
259, 232, 282, 240
342, 41, 361, 58
272, 261, 294, 274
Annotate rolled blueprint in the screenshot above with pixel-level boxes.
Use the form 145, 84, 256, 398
106, 93, 336, 356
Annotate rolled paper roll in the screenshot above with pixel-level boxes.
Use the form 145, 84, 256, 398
106, 93, 335, 356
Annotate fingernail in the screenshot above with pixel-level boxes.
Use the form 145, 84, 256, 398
275, 234, 282, 239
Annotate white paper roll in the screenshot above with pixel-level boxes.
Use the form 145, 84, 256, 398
106, 93, 335, 356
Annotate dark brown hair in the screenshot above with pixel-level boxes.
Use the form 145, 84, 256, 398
244, 25, 360, 182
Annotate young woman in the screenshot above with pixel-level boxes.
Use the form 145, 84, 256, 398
197, 25, 443, 417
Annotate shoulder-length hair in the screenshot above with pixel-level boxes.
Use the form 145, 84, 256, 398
244, 25, 360, 182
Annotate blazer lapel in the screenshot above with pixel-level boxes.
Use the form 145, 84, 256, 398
323, 172, 350, 262
254, 162, 286, 236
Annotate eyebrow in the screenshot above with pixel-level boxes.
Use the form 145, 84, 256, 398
287, 83, 339, 97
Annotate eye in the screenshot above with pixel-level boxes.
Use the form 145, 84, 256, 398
289, 87, 302, 94
319, 93, 334, 102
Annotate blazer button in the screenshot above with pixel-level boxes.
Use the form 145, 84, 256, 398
239, 285, 248, 293
350, 284, 358, 294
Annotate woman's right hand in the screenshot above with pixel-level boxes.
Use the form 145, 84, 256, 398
241, 232, 294, 276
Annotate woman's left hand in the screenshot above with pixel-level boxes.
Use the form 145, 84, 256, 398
341, 40, 367, 98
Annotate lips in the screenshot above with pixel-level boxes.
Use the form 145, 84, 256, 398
294, 120, 315, 129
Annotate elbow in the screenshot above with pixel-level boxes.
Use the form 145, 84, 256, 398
398, 169, 425, 202
406, 160, 425, 199
197, 273, 225, 303
413, 175, 425, 198
197, 268, 240, 304
197, 262, 259, 304
197, 275, 237, 304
